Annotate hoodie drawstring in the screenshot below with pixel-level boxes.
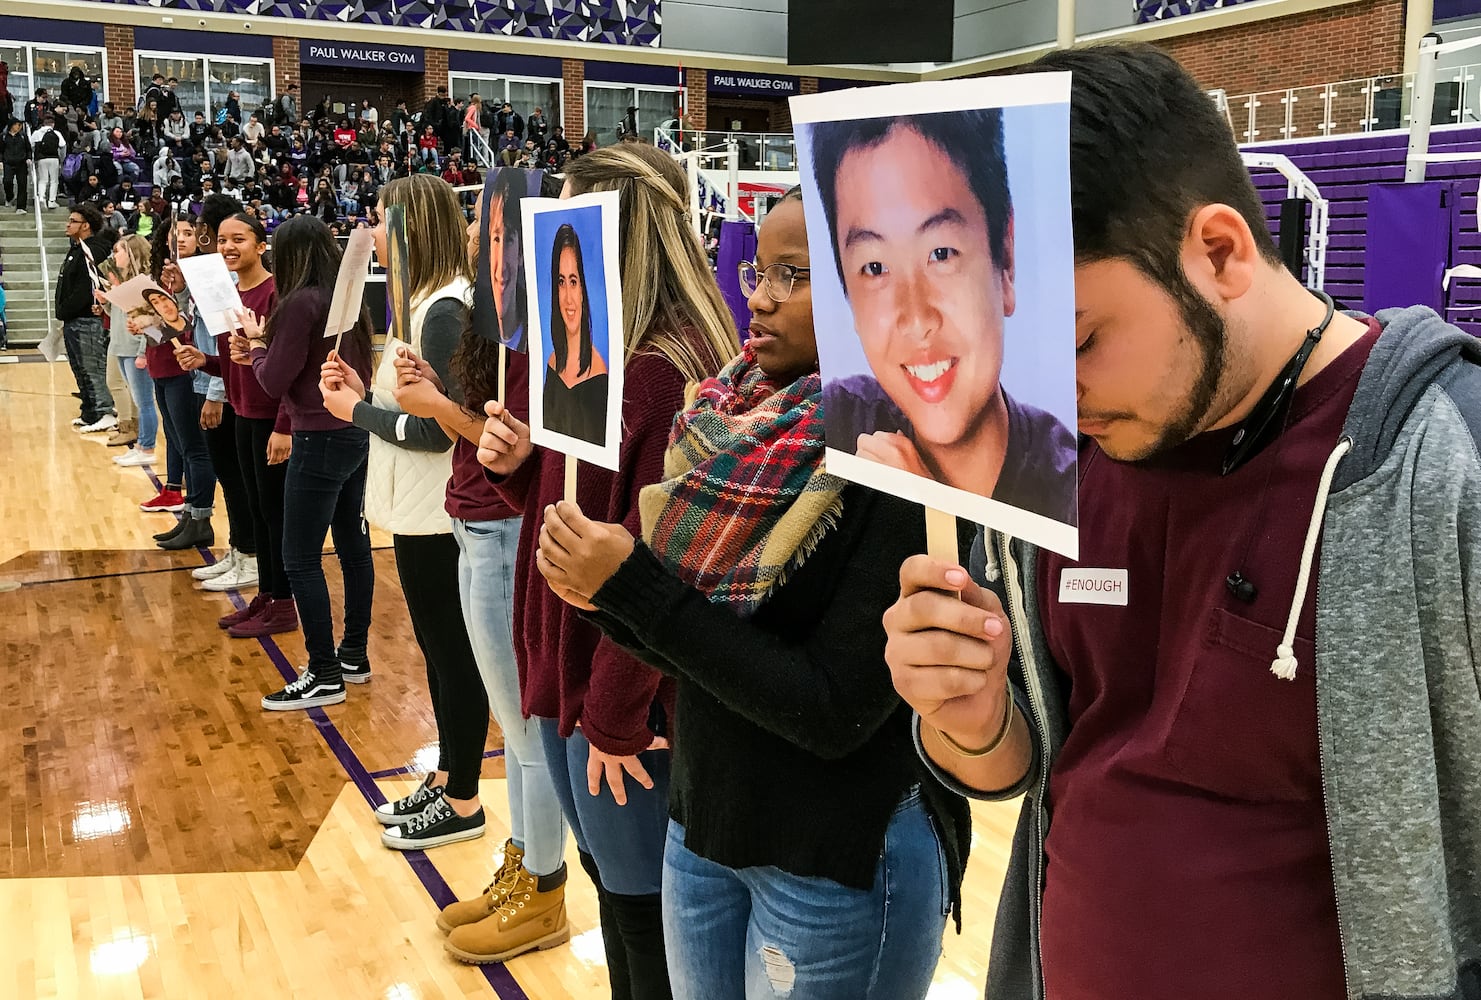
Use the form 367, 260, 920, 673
1270, 436, 1354, 680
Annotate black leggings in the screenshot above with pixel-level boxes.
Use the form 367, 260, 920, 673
393, 532, 489, 801
235, 415, 289, 600
205, 402, 256, 556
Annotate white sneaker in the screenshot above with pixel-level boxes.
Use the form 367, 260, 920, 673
79, 414, 118, 433
192, 549, 237, 581
114, 448, 155, 467
203, 555, 259, 592
70, 417, 85, 427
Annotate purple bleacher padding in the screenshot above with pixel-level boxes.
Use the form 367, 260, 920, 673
715, 220, 756, 340
1363, 182, 1456, 314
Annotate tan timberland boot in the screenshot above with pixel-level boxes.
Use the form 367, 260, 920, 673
437, 838, 524, 934
444, 863, 570, 965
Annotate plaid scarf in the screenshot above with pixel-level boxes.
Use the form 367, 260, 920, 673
640, 346, 846, 618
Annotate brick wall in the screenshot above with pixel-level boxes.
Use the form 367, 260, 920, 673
422, 48, 449, 105
1155, 0, 1405, 98
684, 66, 707, 131
800, 77, 819, 96
562, 58, 585, 138
104, 24, 135, 109
272, 36, 299, 100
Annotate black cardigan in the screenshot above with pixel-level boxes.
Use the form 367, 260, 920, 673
589, 484, 973, 926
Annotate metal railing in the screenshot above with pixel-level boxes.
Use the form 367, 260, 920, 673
467, 127, 496, 170
656, 128, 798, 171
31, 161, 55, 339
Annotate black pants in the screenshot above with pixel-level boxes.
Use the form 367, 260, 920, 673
281, 427, 373, 682
578, 851, 672, 1000
393, 532, 489, 801
205, 401, 255, 555
153, 375, 215, 515
234, 415, 289, 600
3, 161, 27, 209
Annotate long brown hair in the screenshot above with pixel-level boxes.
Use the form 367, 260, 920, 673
376, 174, 472, 301
561, 143, 738, 383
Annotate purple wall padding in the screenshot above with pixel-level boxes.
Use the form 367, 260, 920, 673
1363, 182, 1455, 315
716, 220, 757, 341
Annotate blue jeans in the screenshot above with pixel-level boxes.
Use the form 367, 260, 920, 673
63, 317, 113, 424
454, 517, 568, 876
152, 373, 214, 515
662, 788, 949, 1000
536, 717, 668, 896
116, 357, 158, 449
280, 427, 373, 682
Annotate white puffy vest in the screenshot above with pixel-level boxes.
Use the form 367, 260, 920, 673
362, 278, 470, 536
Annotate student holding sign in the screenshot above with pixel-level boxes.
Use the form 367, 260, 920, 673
476, 144, 738, 994
233, 215, 376, 711
535, 188, 970, 1000
885, 46, 1481, 1000
99, 235, 159, 464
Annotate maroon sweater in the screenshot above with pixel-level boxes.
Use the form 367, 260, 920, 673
447, 348, 527, 522
250, 287, 372, 432
1034, 324, 1379, 1000
201, 276, 289, 433
491, 349, 686, 756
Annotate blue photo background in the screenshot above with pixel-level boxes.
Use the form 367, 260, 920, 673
531, 203, 613, 382
796, 101, 1078, 437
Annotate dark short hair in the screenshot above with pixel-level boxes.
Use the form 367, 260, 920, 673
73, 202, 104, 234
1023, 43, 1280, 281
810, 108, 1011, 290
199, 193, 244, 235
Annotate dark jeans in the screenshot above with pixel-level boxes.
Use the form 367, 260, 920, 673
152, 374, 215, 515
280, 427, 372, 683
205, 401, 255, 554
393, 532, 488, 801
539, 718, 672, 1000
63, 317, 113, 424
3, 160, 28, 209
235, 415, 290, 600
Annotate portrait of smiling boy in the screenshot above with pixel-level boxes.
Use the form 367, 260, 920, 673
811, 107, 1078, 528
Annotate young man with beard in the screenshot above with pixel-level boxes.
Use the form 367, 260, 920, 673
883, 44, 1481, 1000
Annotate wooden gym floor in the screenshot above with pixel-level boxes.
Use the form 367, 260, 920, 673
0, 356, 1019, 1000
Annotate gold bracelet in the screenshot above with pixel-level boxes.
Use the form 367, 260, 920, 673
934, 686, 1015, 759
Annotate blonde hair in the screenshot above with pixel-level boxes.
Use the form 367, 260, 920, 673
562, 144, 739, 384
114, 234, 152, 283
377, 174, 473, 301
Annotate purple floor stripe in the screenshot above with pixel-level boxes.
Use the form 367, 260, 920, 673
368, 748, 504, 781
138, 462, 527, 999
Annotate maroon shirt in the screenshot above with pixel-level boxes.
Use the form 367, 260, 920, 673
145, 315, 191, 380
201, 276, 288, 433
490, 348, 689, 756
249, 287, 372, 432
1034, 323, 1380, 1000
446, 350, 527, 522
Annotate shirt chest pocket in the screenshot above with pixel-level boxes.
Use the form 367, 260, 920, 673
1163, 609, 1323, 804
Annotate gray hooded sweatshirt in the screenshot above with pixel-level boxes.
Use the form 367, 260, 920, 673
921, 307, 1481, 1000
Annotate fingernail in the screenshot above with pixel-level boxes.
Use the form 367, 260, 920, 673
945, 569, 968, 587
984, 617, 1004, 638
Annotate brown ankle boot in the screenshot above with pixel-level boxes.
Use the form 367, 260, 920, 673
436, 839, 524, 934
107, 417, 137, 447
444, 864, 570, 965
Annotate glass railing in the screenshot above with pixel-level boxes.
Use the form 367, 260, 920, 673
1219, 67, 1481, 143
656, 128, 798, 171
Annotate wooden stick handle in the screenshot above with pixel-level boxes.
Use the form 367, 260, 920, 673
497, 343, 507, 407
564, 454, 578, 504
924, 506, 959, 564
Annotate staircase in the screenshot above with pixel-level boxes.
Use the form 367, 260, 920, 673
0, 207, 69, 349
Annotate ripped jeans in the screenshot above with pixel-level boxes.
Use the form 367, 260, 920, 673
661, 787, 948, 1000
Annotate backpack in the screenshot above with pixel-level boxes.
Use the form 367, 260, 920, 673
258, 101, 277, 128
62, 151, 83, 180
37, 129, 60, 159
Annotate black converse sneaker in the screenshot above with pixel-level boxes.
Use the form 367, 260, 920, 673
381, 798, 486, 851
261, 670, 346, 711
374, 773, 446, 826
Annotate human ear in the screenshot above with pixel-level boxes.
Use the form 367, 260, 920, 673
999, 213, 1016, 318
1182, 203, 1258, 305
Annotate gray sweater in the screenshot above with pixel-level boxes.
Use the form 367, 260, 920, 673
350, 298, 461, 453
923, 307, 1481, 1000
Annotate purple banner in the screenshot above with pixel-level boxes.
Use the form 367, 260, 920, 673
299, 39, 423, 73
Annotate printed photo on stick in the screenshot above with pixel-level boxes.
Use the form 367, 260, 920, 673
473, 167, 552, 350
385, 204, 412, 345
100, 274, 172, 344
176, 252, 245, 335
326, 227, 375, 348
142, 285, 192, 347
521, 190, 624, 471
791, 74, 1080, 557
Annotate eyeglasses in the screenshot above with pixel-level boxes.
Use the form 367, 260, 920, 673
738, 261, 811, 303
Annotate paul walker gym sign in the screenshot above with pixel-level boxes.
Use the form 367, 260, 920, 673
299, 40, 424, 73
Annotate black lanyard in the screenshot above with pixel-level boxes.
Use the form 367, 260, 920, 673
1220, 290, 1336, 476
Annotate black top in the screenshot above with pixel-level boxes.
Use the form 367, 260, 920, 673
543, 370, 608, 446
826, 375, 1079, 526
588, 484, 972, 922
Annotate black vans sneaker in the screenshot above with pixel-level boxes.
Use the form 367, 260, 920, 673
340, 659, 372, 685
374, 773, 445, 827
381, 798, 486, 851
261, 670, 346, 711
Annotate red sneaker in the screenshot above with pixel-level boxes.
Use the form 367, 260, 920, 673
228, 597, 299, 639
219, 592, 270, 630
140, 490, 186, 513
